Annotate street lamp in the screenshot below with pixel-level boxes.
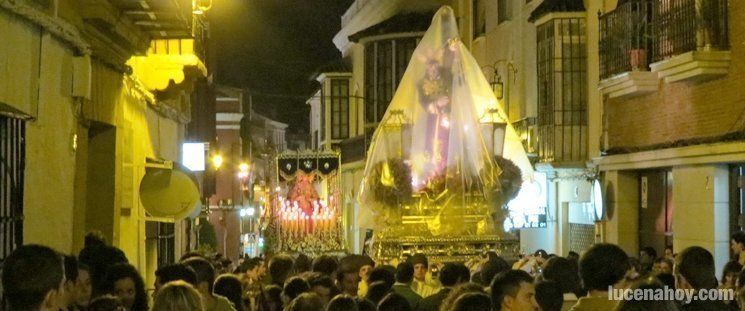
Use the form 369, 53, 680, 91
491, 74, 504, 100
211, 154, 223, 169
480, 108, 507, 156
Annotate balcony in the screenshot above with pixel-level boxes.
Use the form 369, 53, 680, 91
599, 0, 659, 98
650, 0, 730, 83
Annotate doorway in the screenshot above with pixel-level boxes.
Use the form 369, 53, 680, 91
638, 170, 673, 255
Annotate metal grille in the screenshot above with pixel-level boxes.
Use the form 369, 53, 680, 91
330, 79, 350, 139
147, 221, 176, 269
364, 37, 420, 125
536, 17, 588, 164
569, 223, 595, 254
599, 0, 653, 79
652, 0, 729, 63
0, 115, 25, 260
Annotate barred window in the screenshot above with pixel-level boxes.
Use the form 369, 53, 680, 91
331, 79, 349, 139
364, 37, 419, 125
147, 221, 175, 269
536, 17, 587, 163
0, 115, 25, 260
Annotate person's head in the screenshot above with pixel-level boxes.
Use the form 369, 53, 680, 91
335, 263, 360, 296
76, 264, 93, 307
491, 270, 536, 311
151, 280, 203, 311
326, 294, 358, 311
368, 266, 395, 288
626, 257, 641, 280
88, 295, 126, 311
269, 254, 295, 285
439, 283, 485, 311
308, 273, 334, 306
364, 280, 392, 305
616, 277, 679, 311
312, 255, 338, 276
85, 231, 108, 248
439, 263, 467, 287
283, 276, 311, 304
395, 262, 415, 284
449, 292, 491, 311
356, 298, 376, 311
566, 251, 579, 263
62, 255, 80, 307
639, 247, 657, 263
213, 274, 245, 311
674, 246, 717, 290
358, 255, 375, 282
102, 263, 147, 311
179, 252, 204, 262
263, 285, 283, 311
578, 243, 629, 291
182, 257, 216, 295
478, 258, 510, 287
721, 260, 743, 288
1, 245, 65, 311
533, 249, 548, 264
653, 257, 673, 274
294, 254, 312, 274
239, 257, 264, 280
541, 256, 580, 295
378, 293, 411, 311
732, 231, 745, 255
154, 264, 197, 294
408, 254, 428, 282
534, 281, 562, 311
285, 292, 324, 311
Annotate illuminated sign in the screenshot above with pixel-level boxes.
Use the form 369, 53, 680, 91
182, 143, 206, 171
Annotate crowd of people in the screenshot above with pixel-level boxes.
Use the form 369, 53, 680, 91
7, 231, 745, 310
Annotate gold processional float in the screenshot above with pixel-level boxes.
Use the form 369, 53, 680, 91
263, 6, 535, 262
358, 6, 535, 263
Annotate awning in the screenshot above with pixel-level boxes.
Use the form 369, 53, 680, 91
139, 160, 201, 220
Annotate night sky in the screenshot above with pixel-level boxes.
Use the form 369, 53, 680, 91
210, 0, 354, 134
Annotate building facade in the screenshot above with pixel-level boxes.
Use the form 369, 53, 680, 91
595, 0, 738, 274
0, 0, 212, 286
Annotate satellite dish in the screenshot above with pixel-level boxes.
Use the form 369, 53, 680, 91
592, 180, 604, 221
140, 162, 201, 220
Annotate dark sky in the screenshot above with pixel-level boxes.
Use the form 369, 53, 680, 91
210, 0, 354, 133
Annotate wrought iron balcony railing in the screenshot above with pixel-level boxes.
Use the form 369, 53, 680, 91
652, 0, 729, 62
599, 0, 654, 79
600, 0, 729, 79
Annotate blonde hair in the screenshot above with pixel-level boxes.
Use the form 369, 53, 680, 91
152, 280, 204, 311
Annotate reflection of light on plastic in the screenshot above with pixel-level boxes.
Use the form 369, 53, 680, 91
441, 117, 450, 128
247, 207, 255, 217
239, 209, 247, 217
258, 237, 264, 247
506, 176, 545, 229
275, 186, 281, 192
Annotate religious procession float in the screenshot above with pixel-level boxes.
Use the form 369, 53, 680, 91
358, 6, 534, 263
262, 151, 345, 255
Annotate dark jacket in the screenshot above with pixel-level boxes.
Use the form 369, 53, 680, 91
415, 288, 451, 311
392, 284, 423, 309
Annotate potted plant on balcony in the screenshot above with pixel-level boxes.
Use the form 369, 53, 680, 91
627, 9, 651, 71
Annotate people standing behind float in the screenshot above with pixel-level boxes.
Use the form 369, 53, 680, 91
182, 257, 236, 311
415, 263, 468, 311
408, 254, 439, 297
391, 262, 423, 309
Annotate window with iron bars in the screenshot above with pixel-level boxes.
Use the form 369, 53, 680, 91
0, 115, 25, 260
330, 79, 350, 140
364, 37, 419, 126
147, 221, 175, 269
536, 17, 588, 164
